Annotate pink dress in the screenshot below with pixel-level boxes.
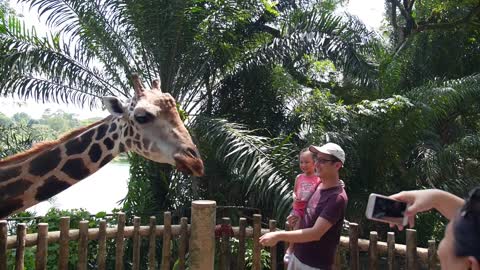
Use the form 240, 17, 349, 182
293, 174, 321, 217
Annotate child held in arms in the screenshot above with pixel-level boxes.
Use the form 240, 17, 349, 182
284, 148, 321, 265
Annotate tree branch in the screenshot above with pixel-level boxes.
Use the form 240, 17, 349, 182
415, 4, 480, 33
391, 0, 411, 20
407, 0, 415, 12
393, 3, 480, 55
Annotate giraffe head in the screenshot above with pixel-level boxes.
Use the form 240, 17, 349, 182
103, 74, 204, 176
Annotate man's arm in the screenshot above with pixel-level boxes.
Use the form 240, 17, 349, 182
278, 216, 333, 243
259, 217, 332, 246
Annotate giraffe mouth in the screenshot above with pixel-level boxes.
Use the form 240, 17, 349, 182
174, 150, 204, 177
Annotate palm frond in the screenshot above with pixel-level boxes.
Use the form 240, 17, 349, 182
241, 8, 380, 87
0, 12, 129, 106
407, 74, 480, 127
0, 124, 42, 159
192, 116, 297, 220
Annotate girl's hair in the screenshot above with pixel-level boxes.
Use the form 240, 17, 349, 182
454, 213, 480, 260
454, 186, 480, 260
299, 148, 312, 158
300, 147, 340, 163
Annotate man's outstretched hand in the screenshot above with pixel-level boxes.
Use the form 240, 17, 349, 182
259, 232, 280, 247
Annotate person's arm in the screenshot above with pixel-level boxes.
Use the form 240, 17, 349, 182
293, 175, 300, 201
390, 189, 464, 228
260, 195, 346, 247
287, 175, 302, 228
259, 217, 333, 246
430, 190, 464, 219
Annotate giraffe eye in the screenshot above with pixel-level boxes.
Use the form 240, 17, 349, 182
134, 112, 155, 124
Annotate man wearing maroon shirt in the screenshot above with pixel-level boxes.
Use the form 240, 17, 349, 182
260, 143, 348, 270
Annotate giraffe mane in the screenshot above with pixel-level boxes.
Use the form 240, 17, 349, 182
0, 116, 113, 167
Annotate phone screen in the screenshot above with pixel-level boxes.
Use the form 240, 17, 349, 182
372, 196, 407, 224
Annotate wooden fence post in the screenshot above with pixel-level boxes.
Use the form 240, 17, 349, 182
189, 200, 216, 270
406, 229, 417, 270
349, 223, 359, 270
0, 220, 7, 270
387, 232, 395, 270
35, 223, 48, 270
220, 217, 231, 270
115, 213, 126, 270
78, 221, 89, 270
368, 231, 378, 270
428, 239, 437, 270
161, 212, 172, 270
58, 217, 70, 270
15, 223, 26, 270
237, 218, 247, 270
178, 217, 188, 270
97, 220, 107, 270
252, 214, 262, 270
132, 216, 141, 270
269, 220, 277, 270
148, 216, 157, 270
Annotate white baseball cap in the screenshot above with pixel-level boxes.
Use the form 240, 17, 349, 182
309, 142, 345, 164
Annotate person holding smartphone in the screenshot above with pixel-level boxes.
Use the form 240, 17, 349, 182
260, 143, 348, 270
388, 187, 480, 270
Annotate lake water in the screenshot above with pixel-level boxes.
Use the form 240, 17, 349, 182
26, 162, 130, 216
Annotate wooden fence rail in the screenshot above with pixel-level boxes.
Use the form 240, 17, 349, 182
0, 201, 439, 270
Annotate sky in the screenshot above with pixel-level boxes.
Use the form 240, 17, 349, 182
1, 0, 385, 120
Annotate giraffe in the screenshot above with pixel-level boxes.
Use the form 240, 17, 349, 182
0, 74, 204, 218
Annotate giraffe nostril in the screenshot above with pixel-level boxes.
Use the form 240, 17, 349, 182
186, 147, 198, 158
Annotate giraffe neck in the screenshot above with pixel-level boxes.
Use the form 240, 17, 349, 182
0, 116, 127, 218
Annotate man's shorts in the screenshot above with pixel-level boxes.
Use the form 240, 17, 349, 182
287, 254, 330, 270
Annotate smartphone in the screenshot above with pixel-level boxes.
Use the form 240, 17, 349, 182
365, 193, 409, 226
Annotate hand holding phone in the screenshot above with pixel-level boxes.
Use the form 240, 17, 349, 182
365, 193, 409, 226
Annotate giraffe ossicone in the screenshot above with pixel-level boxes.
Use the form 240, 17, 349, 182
0, 74, 204, 218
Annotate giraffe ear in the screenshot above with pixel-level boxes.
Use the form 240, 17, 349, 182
102, 96, 125, 116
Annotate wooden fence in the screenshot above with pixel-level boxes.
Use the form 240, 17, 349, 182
0, 200, 438, 270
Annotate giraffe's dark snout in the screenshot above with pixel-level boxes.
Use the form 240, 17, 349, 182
173, 146, 204, 177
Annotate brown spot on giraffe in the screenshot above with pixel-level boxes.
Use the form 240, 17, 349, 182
66, 129, 95, 155
0, 180, 33, 200
103, 137, 115, 150
61, 158, 91, 181
0, 198, 23, 218
99, 154, 114, 168
108, 123, 117, 133
0, 166, 21, 182
35, 176, 70, 201
88, 143, 102, 163
95, 124, 109, 140
29, 148, 62, 177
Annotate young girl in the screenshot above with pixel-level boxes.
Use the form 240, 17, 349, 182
284, 148, 321, 264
